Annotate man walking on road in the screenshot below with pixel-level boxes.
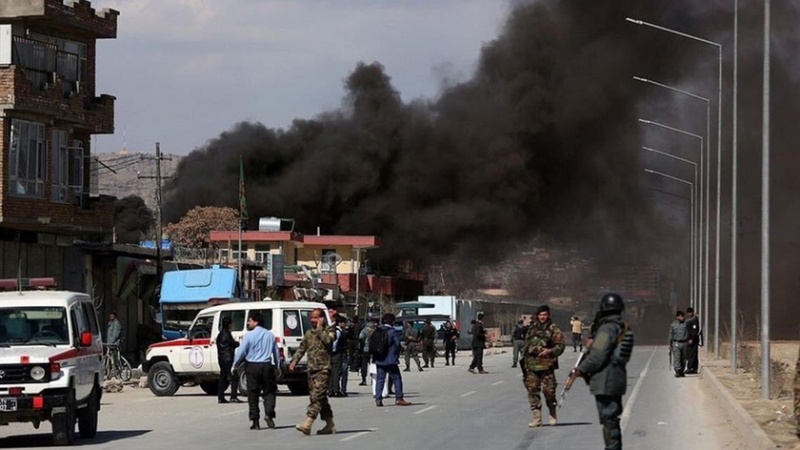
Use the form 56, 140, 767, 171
684, 308, 700, 374
288, 308, 337, 436
373, 313, 412, 407
669, 311, 688, 377
420, 318, 437, 368
358, 320, 376, 385
216, 317, 242, 404
328, 315, 346, 397
469, 314, 488, 374
572, 293, 634, 450
511, 319, 527, 368
232, 312, 280, 430
522, 305, 564, 427
570, 316, 584, 352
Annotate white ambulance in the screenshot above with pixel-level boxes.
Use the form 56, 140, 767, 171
0, 286, 104, 446
144, 301, 331, 397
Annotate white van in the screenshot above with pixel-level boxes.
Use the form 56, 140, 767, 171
143, 301, 331, 397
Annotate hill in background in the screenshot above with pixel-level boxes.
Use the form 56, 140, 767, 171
96, 151, 182, 210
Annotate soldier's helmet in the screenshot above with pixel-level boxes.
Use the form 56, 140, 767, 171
599, 293, 625, 312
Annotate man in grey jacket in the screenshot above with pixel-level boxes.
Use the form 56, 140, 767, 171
574, 293, 633, 450
669, 311, 688, 377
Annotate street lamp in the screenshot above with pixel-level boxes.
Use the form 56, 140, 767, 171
643, 147, 699, 316
645, 169, 695, 307
639, 119, 704, 316
627, 17, 723, 361
634, 77, 711, 337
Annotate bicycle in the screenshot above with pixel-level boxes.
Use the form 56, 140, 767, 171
103, 342, 132, 382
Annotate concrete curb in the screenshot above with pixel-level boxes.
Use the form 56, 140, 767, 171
701, 365, 778, 449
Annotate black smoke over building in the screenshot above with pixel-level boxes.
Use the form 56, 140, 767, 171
162, 1, 800, 337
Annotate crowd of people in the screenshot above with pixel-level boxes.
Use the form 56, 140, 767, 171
214, 296, 634, 450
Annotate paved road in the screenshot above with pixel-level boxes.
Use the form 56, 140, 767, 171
0, 346, 747, 449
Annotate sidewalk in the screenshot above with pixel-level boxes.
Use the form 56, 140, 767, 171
701, 352, 797, 449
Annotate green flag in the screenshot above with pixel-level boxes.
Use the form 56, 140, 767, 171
238, 156, 248, 220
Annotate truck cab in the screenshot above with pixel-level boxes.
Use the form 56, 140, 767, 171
159, 266, 244, 340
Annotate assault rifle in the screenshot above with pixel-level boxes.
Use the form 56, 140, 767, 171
557, 351, 586, 409
668, 341, 673, 369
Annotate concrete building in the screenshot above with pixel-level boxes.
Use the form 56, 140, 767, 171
209, 230, 423, 309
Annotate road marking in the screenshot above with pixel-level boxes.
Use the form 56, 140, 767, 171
492, 380, 505, 386
620, 347, 656, 431
340, 428, 377, 441
460, 390, 476, 398
219, 409, 247, 417
414, 405, 438, 415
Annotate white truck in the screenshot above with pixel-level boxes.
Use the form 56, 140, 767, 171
143, 301, 331, 397
0, 288, 104, 446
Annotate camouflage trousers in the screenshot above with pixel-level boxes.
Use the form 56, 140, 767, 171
524, 369, 558, 411
306, 369, 333, 420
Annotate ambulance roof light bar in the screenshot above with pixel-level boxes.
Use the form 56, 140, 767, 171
0, 278, 57, 292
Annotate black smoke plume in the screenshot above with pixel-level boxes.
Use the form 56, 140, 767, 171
162, 0, 800, 337
114, 195, 154, 244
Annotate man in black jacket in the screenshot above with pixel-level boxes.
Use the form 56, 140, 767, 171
574, 293, 634, 450
217, 317, 242, 403
684, 307, 700, 374
511, 319, 528, 368
468, 313, 488, 374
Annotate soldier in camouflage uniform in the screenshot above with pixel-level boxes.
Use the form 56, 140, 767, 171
523, 304, 565, 427
288, 308, 337, 436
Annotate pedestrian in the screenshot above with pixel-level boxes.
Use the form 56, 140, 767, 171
468, 313, 488, 374
347, 316, 363, 372
511, 319, 527, 368
684, 307, 700, 374
522, 305, 565, 427
216, 317, 242, 404
232, 312, 280, 430
106, 311, 122, 345
372, 313, 412, 407
288, 308, 337, 436
443, 321, 459, 366
334, 315, 350, 397
572, 293, 634, 450
328, 315, 347, 397
357, 320, 376, 386
570, 316, 584, 352
420, 318, 437, 368
669, 310, 688, 377
403, 321, 423, 372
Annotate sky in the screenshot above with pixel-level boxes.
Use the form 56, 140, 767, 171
93, 0, 510, 156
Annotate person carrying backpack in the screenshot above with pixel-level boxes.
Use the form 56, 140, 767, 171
370, 313, 412, 407
570, 293, 634, 450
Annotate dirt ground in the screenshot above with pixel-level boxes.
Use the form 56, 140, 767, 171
706, 341, 799, 449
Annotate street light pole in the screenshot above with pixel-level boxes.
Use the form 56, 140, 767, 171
760, 0, 771, 400
731, 0, 740, 375
627, 17, 723, 360
645, 169, 695, 308
633, 77, 711, 332
639, 119, 703, 311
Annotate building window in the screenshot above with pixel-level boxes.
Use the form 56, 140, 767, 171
219, 249, 229, 262
9, 119, 45, 197
254, 244, 271, 263
231, 244, 248, 261
51, 130, 68, 201
18, 33, 88, 97
320, 248, 340, 274
69, 140, 84, 199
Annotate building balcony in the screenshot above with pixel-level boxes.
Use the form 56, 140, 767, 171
0, 65, 114, 133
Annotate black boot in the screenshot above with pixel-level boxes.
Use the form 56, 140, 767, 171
250, 420, 260, 430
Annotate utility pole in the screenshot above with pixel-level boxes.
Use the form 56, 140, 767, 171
139, 142, 172, 283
